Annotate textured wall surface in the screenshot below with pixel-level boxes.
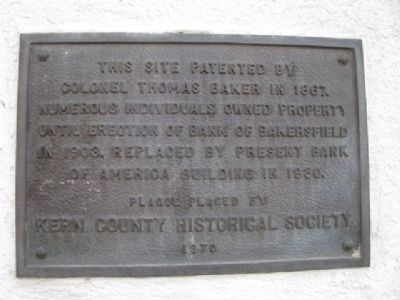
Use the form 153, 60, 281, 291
1, 0, 399, 299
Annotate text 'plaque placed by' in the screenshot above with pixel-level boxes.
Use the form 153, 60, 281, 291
16, 33, 369, 277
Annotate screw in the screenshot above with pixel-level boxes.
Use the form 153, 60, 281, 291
338, 56, 349, 65
342, 241, 353, 252
35, 247, 47, 259
37, 50, 49, 62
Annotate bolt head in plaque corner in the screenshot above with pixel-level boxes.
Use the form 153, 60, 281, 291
32, 47, 50, 62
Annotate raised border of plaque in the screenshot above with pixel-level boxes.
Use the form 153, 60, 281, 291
16, 33, 369, 277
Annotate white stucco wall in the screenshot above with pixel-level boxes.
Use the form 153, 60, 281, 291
1, 0, 399, 299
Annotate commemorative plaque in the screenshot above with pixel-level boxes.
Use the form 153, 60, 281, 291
16, 34, 369, 277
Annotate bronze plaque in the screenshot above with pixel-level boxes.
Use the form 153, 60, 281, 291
16, 34, 369, 277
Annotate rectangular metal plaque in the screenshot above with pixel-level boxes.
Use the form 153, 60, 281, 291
16, 33, 369, 277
